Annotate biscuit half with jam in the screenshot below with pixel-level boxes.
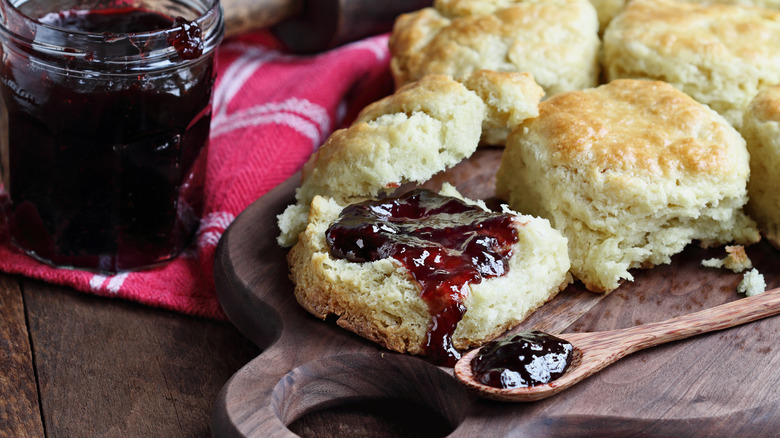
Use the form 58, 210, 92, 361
287, 186, 571, 365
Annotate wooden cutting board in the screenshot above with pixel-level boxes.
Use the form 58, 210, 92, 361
211, 148, 780, 437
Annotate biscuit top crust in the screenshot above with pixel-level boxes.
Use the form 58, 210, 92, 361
609, 0, 780, 66
531, 79, 744, 178
299, 74, 485, 205
390, 0, 598, 93
435, 0, 547, 16
747, 85, 780, 122
277, 74, 488, 247
353, 72, 483, 127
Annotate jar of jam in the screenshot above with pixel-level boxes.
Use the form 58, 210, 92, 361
0, 0, 223, 272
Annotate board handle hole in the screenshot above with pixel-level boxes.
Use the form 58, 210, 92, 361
271, 352, 471, 437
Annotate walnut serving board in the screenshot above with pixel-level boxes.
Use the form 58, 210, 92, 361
212, 149, 780, 437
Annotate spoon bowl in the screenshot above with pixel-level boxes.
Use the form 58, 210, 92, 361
454, 286, 780, 402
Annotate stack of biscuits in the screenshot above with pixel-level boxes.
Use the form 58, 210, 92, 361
278, 0, 778, 361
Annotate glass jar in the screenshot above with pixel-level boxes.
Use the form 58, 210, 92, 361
0, 0, 223, 272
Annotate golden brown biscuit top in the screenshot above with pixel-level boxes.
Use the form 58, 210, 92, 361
296, 74, 485, 203
435, 0, 550, 17
390, 0, 597, 89
747, 85, 780, 122
611, 0, 780, 66
530, 79, 743, 177
354, 74, 481, 125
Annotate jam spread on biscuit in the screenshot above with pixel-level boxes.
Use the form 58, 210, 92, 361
326, 189, 518, 366
472, 330, 573, 388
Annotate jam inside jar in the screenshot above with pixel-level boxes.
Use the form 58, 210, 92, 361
0, 0, 224, 272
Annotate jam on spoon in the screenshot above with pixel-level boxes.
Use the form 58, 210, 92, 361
471, 330, 573, 388
325, 188, 519, 366
455, 287, 780, 402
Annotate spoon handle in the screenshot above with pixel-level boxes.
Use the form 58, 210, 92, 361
567, 286, 780, 360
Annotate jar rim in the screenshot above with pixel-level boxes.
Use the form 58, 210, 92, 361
0, 0, 224, 66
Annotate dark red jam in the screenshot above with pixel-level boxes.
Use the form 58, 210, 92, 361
38, 9, 204, 60
325, 189, 519, 366
472, 330, 573, 388
38, 8, 175, 33
0, 7, 215, 272
169, 16, 204, 60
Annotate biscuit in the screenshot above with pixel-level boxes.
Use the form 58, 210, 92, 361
592, 0, 780, 33
277, 72, 543, 247
287, 187, 571, 356
740, 85, 780, 250
389, 0, 600, 98
589, 0, 627, 32
462, 70, 544, 146
495, 79, 760, 293
602, 0, 780, 128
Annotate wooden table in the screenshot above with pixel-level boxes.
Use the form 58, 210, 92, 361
4, 148, 780, 437
4, 244, 780, 437
0, 273, 259, 437
0, 273, 458, 437
209, 158, 780, 438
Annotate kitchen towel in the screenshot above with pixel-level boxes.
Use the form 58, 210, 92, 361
0, 30, 394, 319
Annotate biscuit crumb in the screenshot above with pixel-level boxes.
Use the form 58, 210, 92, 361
738, 268, 766, 297
701, 245, 753, 273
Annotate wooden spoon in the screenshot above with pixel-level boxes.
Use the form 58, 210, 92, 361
454, 286, 780, 402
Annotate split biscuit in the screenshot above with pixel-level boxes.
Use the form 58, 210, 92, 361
277, 71, 543, 247
495, 79, 760, 293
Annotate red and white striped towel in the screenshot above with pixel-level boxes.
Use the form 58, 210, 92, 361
0, 31, 393, 319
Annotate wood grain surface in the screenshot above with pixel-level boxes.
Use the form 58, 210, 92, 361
212, 148, 780, 437
0, 274, 260, 438
0, 276, 43, 438
23, 282, 253, 436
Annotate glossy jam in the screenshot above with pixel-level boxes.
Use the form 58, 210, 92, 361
326, 189, 518, 366
0, 6, 216, 272
38, 8, 203, 59
471, 330, 573, 388
38, 8, 174, 32
169, 16, 204, 59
